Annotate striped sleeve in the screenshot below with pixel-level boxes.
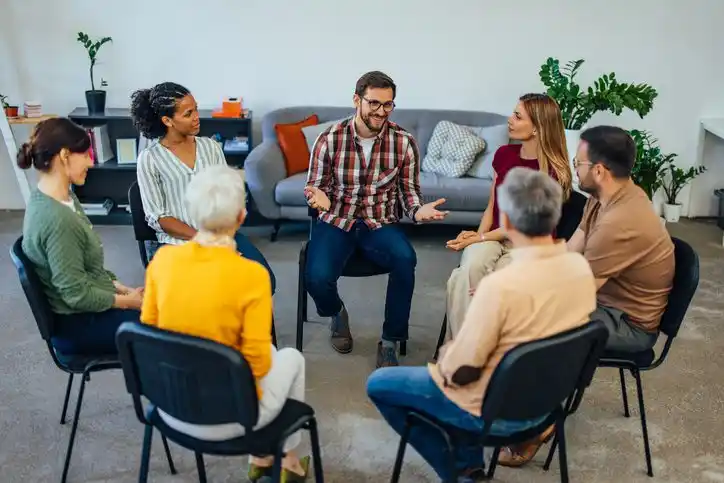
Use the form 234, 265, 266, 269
305, 132, 332, 193
202, 137, 226, 167
136, 149, 168, 232
399, 135, 422, 221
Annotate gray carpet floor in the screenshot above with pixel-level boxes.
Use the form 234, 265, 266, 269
0, 211, 723, 483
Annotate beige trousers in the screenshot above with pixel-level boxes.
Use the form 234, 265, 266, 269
445, 240, 513, 340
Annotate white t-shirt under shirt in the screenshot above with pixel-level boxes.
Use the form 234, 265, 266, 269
358, 136, 375, 163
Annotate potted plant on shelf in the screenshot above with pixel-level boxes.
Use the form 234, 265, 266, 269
661, 163, 706, 223
1, 94, 19, 118
539, 57, 658, 165
629, 129, 673, 205
77, 31, 112, 114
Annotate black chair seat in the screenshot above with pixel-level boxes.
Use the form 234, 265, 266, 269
149, 399, 315, 457
599, 349, 655, 368
54, 351, 120, 372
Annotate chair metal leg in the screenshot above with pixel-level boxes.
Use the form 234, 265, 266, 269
60, 368, 89, 483
161, 434, 176, 474
391, 419, 411, 483
60, 373, 74, 424
486, 446, 500, 479
556, 419, 569, 483
433, 315, 447, 360
139, 424, 153, 483
296, 246, 308, 352
308, 418, 325, 483
399, 341, 407, 356
271, 315, 278, 347
195, 452, 207, 483
633, 370, 654, 477
619, 368, 630, 417
270, 220, 282, 242
272, 442, 285, 483
543, 433, 558, 471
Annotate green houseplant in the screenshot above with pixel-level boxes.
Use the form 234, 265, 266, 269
661, 163, 706, 222
1, 94, 18, 118
629, 129, 674, 201
539, 57, 658, 130
77, 31, 112, 114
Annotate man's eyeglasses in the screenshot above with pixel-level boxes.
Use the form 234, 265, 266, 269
363, 97, 395, 113
573, 157, 592, 169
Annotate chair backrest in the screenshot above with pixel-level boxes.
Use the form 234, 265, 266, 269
115, 321, 259, 430
659, 237, 700, 338
556, 190, 587, 241
128, 181, 158, 242
9, 237, 56, 341
480, 320, 609, 423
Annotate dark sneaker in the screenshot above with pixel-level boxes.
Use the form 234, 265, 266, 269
376, 341, 399, 368
330, 305, 353, 354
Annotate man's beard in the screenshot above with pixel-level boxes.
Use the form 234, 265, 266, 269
578, 172, 600, 197
362, 111, 387, 133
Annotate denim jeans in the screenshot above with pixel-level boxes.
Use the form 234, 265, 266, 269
304, 219, 416, 341
366, 366, 548, 482
147, 230, 276, 293
53, 308, 141, 355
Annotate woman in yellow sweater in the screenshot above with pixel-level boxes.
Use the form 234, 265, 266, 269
140, 164, 309, 481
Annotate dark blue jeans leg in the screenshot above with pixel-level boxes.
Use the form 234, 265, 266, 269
357, 224, 416, 342
366, 366, 486, 481
234, 230, 276, 294
52, 308, 142, 355
304, 221, 355, 317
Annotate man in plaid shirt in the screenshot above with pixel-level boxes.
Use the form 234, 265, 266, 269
304, 71, 447, 368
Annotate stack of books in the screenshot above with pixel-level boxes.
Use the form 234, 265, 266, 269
23, 101, 42, 118
80, 199, 114, 216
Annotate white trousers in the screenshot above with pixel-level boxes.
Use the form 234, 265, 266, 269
159, 346, 306, 452
445, 240, 512, 340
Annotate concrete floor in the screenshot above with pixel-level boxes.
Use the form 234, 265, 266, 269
0, 211, 722, 482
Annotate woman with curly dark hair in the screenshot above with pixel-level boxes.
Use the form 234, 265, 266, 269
130, 82, 276, 292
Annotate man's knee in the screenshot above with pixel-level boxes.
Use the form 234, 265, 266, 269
277, 347, 305, 370
392, 244, 417, 271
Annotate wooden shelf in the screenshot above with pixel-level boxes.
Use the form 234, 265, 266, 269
8, 114, 57, 125
68, 107, 253, 122
91, 160, 137, 170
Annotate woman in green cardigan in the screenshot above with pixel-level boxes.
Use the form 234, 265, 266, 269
18, 117, 143, 355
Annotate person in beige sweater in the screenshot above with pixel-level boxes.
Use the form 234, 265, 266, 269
366, 167, 597, 481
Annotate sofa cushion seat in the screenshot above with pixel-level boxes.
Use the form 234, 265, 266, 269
275, 173, 309, 207
419, 172, 492, 212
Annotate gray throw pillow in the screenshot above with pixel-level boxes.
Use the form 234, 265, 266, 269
301, 118, 347, 152
464, 124, 510, 179
422, 121, 486, 178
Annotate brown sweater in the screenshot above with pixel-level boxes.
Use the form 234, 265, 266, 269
429, 243, 597, 417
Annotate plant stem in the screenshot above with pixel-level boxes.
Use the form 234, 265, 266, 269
90, 60, 95, 91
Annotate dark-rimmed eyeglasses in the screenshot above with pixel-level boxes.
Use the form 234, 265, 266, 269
363, 97, 395, 113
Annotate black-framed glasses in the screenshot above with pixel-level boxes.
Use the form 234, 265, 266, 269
363, 97, 395, 113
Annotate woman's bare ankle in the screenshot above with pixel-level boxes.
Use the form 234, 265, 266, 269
250, 455, 274, 467
281, 453, 306, 476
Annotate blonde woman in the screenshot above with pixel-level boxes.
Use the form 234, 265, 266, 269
445, 93, 573, 338
140, 165, 310, 481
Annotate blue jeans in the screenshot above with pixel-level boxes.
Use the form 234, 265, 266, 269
366, 366, 548, 481
304, 220, 416, 341
147, 230, 276, 293
53, 308, 141, 355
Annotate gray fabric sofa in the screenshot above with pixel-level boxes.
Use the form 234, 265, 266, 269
244, 106, 509, 233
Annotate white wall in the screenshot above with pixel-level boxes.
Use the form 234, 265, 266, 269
0, 25, 25, 210
2, 0, 724, 214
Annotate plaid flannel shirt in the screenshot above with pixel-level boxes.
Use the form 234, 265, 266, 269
305, 117, 422, 231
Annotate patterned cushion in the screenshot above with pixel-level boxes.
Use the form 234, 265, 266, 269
422, 121, 486, 178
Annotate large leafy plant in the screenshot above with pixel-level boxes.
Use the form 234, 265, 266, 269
629, 130, 675, 200
0, 94, 9, 109
77, 31, 112, 91
662, 164, 706, 205
540, 57, 658, 130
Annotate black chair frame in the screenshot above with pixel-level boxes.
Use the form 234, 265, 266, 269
390, 320, 609, 483
296, 206, 407, 355
116, 322, 324, 483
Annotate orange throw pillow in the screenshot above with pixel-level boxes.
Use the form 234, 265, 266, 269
275, 114, 319, 176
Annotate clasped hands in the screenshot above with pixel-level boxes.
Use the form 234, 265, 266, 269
446, 230, 480, 251
304, 186, 449, 223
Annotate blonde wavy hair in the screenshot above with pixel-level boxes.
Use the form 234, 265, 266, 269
519, 93, 572, 200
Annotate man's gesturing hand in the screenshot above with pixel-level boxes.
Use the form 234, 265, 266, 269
414, 198, 449, 223
304, 186, 331, 211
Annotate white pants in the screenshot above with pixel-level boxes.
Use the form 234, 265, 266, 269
445, 240, 512, 340
159, 346, 306, 452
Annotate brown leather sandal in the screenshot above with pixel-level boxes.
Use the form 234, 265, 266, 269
497, 424, 555, 468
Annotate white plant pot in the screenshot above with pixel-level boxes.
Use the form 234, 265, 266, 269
663, 203, 682, 223
565, 128, 583, 191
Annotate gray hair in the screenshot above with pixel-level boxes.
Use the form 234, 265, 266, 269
186, 164, 246, 232
497, 167, 562, 237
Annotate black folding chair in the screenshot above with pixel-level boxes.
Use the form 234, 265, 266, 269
582, 237, 699, 477
9, 237, 171, 483
115, 321, 324, 483
128, 181, 158, 268
390, 320, 609, 483
433, 190, 588, 359
296, 207, 407, 355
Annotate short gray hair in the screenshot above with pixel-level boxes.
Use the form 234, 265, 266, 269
186, 164, 246, 232
497, 167, 562, 237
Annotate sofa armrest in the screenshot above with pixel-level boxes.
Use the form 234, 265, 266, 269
244, 141, 288, 220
